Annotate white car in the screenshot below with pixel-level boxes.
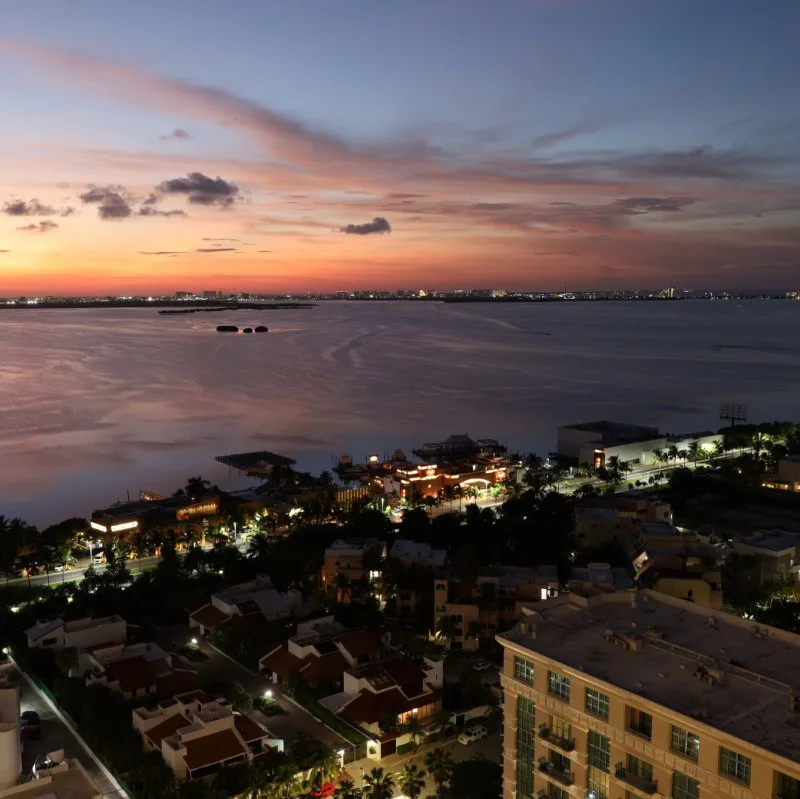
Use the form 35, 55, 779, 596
472, 660, 492, 672
458, 724, 488, 745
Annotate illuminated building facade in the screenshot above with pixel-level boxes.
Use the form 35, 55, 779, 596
497, 591, 800, 799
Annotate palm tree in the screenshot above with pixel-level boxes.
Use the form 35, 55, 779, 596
605, 456, 630, 487
397, 763, 426, 799
334, 780, 362, 799
185, 475, 211, 500
434, 614, 459, 644
247, 532, 273, 561
404, 716, 424, 754
651, 448, 666, 466
335, 573, 352, 603
453, 485, 464, 512
687, 440, 702, 463
667, 445, 680, 465
423, 748, 453, 799
362, 767, 394, 799
310, 746, 342, 789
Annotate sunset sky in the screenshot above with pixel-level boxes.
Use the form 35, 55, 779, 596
1, 0, 799, 294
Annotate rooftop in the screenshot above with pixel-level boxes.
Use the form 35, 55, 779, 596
740, 529, 800, 552
390, 539, 447, 564
498, 590, 800, 762
560, 421, 660, 445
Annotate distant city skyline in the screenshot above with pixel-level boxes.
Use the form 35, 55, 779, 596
1, 0, 799, 294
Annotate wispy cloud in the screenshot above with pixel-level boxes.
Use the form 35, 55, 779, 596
196, 247, 238, 252
139, 250, 188, 256
159, 127, 193, 141
340, 217, 392, 235
3, 198, 74, 217
16, 220, 59, 233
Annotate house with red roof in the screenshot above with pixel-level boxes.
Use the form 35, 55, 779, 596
318, 654, 444, 756
83, 641, 199, 700
259, 616, 388, 689
189, 576, 311, 635
132, 690, 283, 781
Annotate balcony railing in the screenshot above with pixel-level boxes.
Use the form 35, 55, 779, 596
615, 764, 658, 794
539, 724, 575, 752
538, 759, 574, 787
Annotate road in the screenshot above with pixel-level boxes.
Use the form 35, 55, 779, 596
8, 664, 124, 797
151, 624, 351, 750
347, 717, 502, 796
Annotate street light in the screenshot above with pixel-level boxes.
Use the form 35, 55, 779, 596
264, 689, 273, 699
191, 638, 198, 646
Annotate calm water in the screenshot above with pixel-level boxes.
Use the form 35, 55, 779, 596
1, 300, 799, 526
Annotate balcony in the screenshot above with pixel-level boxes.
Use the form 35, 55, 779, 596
615, 764, 657, 795
538, 759, 574, 787
539, 724, 575, 752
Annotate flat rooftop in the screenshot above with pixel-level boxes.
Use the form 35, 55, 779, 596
498, 590, 800, 762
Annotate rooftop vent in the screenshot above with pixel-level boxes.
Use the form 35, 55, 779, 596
707, 617, 717, 628
693, 665, 726, 686
603, 629, 640, 652
752, 625, 765, 638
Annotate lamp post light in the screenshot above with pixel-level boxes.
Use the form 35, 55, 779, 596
263, 689, 273, 699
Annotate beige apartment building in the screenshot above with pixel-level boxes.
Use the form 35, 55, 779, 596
497, 591, 800, 799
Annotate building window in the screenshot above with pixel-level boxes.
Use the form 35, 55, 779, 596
548, 671, 571, 701
516, 697, 535, 799
549, 788, 569, 799
551, 716, 572, 742
776, 773, 800, 799
625, 707, 653, 740
588, 731, 610, 773
585, 688, 609, 719
587, 766, 610, 799
670, 725, 700, 761
719, 747, 751, 785
672, 773, 700, 799
627, 755, 654, 782
514, 656, 534, 685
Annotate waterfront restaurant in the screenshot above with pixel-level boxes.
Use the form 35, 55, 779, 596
384, 457, 508, 501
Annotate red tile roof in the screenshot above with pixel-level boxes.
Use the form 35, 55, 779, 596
145, 713, 190, 748
103, 656, 156, 693
233, 714, 266, 743
335, 629, 383, 660
259, 643, 306, 678
190, 603, 229, 631
299, 651, 348, 686
183, 729, 247, 772
341, 687, 441, 725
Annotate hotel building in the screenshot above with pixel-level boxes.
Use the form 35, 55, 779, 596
497, 591, 800, 799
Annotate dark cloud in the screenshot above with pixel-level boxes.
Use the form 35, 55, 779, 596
16, 220, 59, 233
611, 196, 695, 214
340, 216, 392, 235
159, 128, 193, 141
196, 247, 238, 252
139, 251, 188, 255
79, 185, 132, 220
258, 250, 272, 253
158, 172, 240, 206
0, 250, 9, 253
202, 237, 239, 242
3, 198, 73, 217
138, 206, 187, 217
141, 193, 159, 206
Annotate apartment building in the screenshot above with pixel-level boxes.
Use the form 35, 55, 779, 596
497, 591, 800, 799
321, 539, 385, 600
434, 566, 559, 651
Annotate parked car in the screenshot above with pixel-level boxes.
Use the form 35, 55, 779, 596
32, 756, 59, 778
423, 722, 444, 738
20, 711, 40, 741
458, 724, 488, 745
472, 659, 491, 672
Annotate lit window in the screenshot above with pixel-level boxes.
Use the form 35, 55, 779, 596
670, 725, 700, 761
